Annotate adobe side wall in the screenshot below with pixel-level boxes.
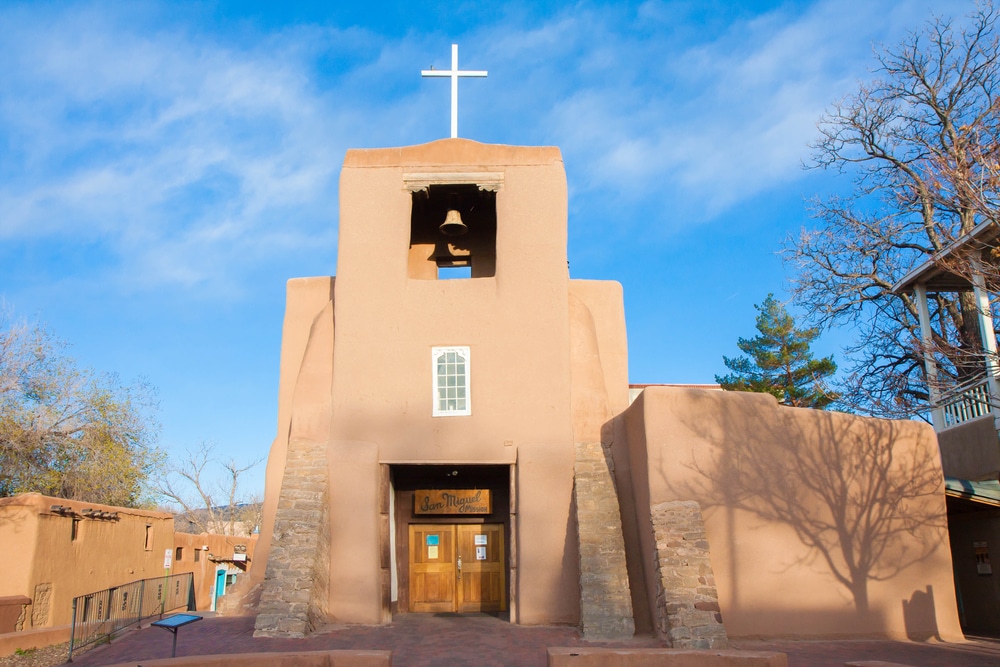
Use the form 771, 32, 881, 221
172, 533, 257, 611
614, 387, 963, 640
249, 276, 336, 594
0, 494, 173, 628
568, 279, 629, 443
936, 415, 1000, 480
0, 501, 41, 606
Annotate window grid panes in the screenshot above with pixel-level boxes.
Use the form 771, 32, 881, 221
432, 347, 470, 416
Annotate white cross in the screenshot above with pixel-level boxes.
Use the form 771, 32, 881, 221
421, 44, 487, 139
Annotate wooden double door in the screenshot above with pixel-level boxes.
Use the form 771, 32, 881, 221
408, 523, 506, 613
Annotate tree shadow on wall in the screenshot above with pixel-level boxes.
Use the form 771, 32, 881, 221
669, 393, 946, 617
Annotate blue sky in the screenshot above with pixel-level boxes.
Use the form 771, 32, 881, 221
0, 0, 974, 495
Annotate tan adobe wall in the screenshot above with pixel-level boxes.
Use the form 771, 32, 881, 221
330, 139, 577, 625
171, 533, 257, 611
251, 140, 632, 628
0, 502, 41, 607
936, 415, 1000, 480
613, 387, 963, 640
569, 280, 629, 444
0, 494, 173, 628
250, 276, 336, 599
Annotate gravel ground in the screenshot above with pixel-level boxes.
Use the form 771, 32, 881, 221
0, 641, 100, 667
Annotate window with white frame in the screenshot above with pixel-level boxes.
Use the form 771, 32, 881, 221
432, 346, 471, 416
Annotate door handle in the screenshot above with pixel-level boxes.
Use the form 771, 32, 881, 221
457, 556, 462, 580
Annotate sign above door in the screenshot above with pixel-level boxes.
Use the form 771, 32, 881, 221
414, 489, 491, 515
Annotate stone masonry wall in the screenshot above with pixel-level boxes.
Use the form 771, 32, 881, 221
253, 437, 330, 638
651, 500, 728, 649
574, 441, 635, 640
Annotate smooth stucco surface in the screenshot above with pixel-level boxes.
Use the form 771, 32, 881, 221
253, 139, 628, 626
0, 494, 174, 628
614, 387, 963, 640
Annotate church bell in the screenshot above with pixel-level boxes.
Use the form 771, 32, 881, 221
439, 209, 468, 236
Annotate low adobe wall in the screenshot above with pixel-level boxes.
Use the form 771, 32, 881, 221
104, 649, 391, 667
547, 648, 787, 666
0, 625, 71, 657
0, 596, 30, 634
936, 415, 1000, 480
612, 387, 963, 641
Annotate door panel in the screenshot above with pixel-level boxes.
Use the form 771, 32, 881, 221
409, 525, 456, 612
456, 524, 506, 612
408, 523, 506, 613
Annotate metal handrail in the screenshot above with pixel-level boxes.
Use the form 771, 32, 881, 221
67, 572, 194, 662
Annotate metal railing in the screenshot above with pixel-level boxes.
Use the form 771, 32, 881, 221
67, 572, 194, 662
938, 375, 997, 428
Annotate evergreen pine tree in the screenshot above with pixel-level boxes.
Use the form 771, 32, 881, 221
716, 294, 839, 409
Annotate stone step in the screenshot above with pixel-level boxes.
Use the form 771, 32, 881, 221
574, 441, 635, 641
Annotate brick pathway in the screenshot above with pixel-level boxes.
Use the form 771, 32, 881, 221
65, 614, 1000, 667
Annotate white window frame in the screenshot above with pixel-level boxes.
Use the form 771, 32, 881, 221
432, 346, 471, 417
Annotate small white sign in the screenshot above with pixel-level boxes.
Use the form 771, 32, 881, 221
476, 546, 487, 560
428, 545, 439, 560
163, 548, 172, 569
232, 553, 247, 562
474, 534, 487, 546
975, 541, 992, 575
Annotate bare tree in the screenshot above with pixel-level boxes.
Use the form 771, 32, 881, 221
156, 442, 262, 536
786, 3, 1000, 416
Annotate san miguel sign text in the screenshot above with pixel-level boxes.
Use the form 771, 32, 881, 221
414, 489, 491, 515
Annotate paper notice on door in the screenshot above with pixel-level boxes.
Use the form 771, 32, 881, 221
474, 534, 487, 545
428, 545, 439, 559
476, 546, 487, 560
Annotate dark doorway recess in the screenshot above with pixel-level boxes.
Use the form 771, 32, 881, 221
391, 464, 511, 616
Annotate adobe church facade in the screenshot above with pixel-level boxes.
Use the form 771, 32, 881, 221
245, 138, 965, 643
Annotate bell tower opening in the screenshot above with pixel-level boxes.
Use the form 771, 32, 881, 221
408, 183, 497, 280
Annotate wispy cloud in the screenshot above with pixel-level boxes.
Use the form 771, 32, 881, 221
0, 0, 975, 294
0, 3, 350, 293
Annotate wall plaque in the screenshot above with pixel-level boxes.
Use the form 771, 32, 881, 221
414, 489, 491, 515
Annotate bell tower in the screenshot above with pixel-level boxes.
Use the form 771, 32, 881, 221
251, 137, 630, 635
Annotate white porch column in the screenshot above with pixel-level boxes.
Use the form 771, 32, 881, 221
914, 284, 946, 430
970, 262, 1000, 429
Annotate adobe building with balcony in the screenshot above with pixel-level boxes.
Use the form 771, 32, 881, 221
244, 138, 964, 644
894, 220, 1000, 635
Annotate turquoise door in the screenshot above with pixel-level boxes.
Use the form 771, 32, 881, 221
215, 569, 226, 605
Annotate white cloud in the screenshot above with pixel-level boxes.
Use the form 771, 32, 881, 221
0, 0, 980, 291
0, 3, 351, 293
471, 0, 973, 230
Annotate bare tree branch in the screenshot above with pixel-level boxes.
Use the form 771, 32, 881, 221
155, 442, 262, 536
786, 3, 1000, 416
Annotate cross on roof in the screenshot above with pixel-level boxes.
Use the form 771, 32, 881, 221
421, 44, 488, 139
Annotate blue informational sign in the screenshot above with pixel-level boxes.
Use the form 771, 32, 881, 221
426, 534, 440, 546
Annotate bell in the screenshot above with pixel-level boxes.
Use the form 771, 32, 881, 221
439, 209, 468, 236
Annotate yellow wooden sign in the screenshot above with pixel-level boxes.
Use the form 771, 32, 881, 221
414, 489, 491, 515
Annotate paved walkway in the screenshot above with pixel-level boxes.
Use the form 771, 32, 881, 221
66, 614, 1000, 667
